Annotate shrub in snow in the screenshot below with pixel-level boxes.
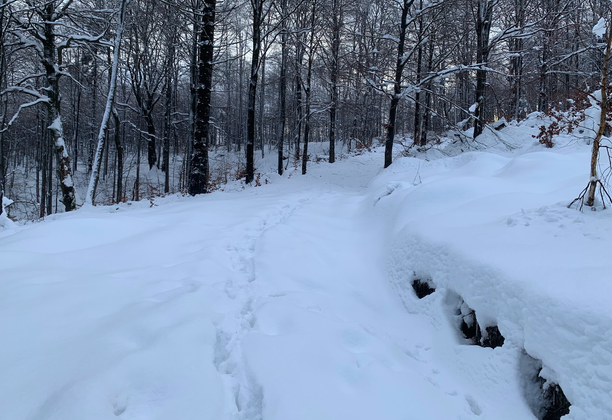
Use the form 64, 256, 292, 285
532, 95, 589, 148
0, 196, 15, 228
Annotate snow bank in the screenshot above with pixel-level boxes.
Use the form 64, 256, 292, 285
372, 134, 612, 419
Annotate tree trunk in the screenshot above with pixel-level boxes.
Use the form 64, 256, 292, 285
259, 47, 266, 158
113, 110, 124, 203
40, 127, 47, 218
413, 0, 424, 146
0, 0, 6, 216
277, 0, 287, 175
295, 46, 304, 156
329, 0, 341, 164
473, 0, 493, 139
86, 0, 130, 206
302, 1, 317, 175
246, 0, 263, 184
420, 39, 434, 146
163, 26, 176, 193
72, 82, 81, 172
188, 0, 216, 195
238, 31, 244, 152
510, 0, 524, 120
145, 113, 157, 170
134, 133, 141, 201
384, 0, 413, 168
587, 15, 612, 207
42, 3, 77, 212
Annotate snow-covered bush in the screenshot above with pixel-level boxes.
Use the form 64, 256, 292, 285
0, 196, 15, 228
532, 95, 590, 148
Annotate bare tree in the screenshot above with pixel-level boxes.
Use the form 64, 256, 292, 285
327, 0, 343, 164
189, 0, 217, 195
245, 0, 266, 184
384, 0, 415, 168
2, 0, 101, 212
301, 0, 318, 175
126, 0, 166, 170
571, 9, 612, 209
86, 0, 130, 205
473, 0, 496, 139
277, 0, 288, 175
0, 0, 8, 215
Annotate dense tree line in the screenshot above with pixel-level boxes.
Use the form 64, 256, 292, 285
0, 0, 609, 218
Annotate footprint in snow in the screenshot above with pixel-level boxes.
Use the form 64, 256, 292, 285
465, 395, 482, 416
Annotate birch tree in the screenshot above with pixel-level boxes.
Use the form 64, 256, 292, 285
3, 0, 101, 212
86, 0, 130, 205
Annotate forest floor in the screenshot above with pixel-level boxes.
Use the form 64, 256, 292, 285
0, 113, 610, 420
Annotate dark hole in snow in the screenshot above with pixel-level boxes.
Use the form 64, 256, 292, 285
492, 117, 507, 131
460, 310, 481, 344
541, 383, 571, 420
456, 299, 504, 348
412, 278, 435, 299
520, 352, 571, 420
481, 325, 505, 349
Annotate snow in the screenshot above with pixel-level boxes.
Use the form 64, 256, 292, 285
0, 196, 15, 229
1, 123, 611, 420
593, 18, 606, 38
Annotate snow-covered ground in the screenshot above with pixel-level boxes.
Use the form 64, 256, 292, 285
1, 117, 610, 420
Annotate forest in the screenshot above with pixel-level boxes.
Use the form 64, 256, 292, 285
0, 0, 608, 219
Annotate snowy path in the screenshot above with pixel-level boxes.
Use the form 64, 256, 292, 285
235, 184, 536, 420
1, 141, 610, 419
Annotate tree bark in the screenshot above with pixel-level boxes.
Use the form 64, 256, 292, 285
384, 0, 413, 168
0, 0, 6, 216
510, 0, 524, 120
302, 0, 317, 175
163, 23, 176, 193
259, 46, 266, 158
473, 0, 494, 139
86, 0, 130, 205
188, 0, 216, 195
413, 0, 424, 146
329, 0, 341, 164
587, 14, 612, 207
295, 46, 304, 156
42, 3, 77, 212
474, 0, 495, 138
113, 110, 124, 203
246, 0, 263, 184
277, 0, 287, 175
